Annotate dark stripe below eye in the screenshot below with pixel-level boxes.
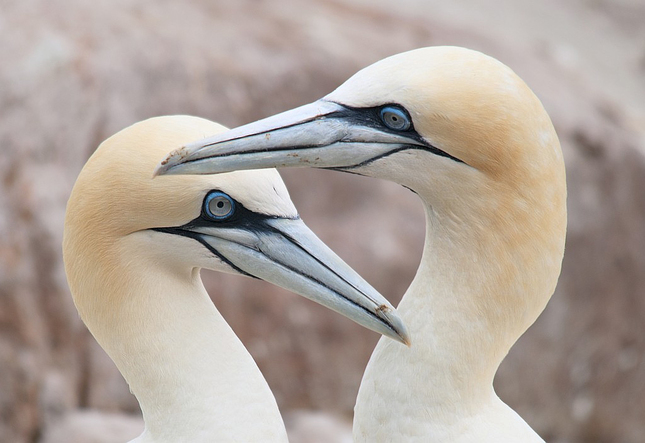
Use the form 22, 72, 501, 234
326, 103, 466, 165
151, 227, 256, 278
325, 144, 463, 171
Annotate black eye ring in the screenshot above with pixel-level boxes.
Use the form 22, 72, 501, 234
379, 105, 411, 131
204, 191, 235, 220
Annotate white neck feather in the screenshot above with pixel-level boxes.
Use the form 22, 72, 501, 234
72, 232, 288, 443
353, 200, 558, 442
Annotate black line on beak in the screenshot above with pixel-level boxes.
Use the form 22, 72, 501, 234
178, 101, 465, 169
262, 222, 380, 307
152, 224, 400, 338
256, 237, 400, 337
152, 226, 255, 278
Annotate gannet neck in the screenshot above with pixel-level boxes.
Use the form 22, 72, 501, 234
354, 171, 565, 441
66, 230, 288, 443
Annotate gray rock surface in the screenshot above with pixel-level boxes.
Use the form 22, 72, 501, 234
0, 0, 643, 442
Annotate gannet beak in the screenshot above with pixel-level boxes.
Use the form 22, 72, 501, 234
155, 216, 410, 345
154, 100, 433, 176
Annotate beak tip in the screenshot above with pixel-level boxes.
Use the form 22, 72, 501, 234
154, 147, 189, 177
153, 156, 174, 177
152, 163, 165, 178
396, 328, 412, 347
379, 307, 410, 346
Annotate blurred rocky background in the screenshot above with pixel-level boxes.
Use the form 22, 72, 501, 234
1, 0, 644, 442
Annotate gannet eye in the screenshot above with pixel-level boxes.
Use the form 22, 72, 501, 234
204, 191, 235, 220
379, 106, 411, 131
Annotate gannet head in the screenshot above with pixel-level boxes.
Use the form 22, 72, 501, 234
155, 47, 567, 337
63, 115, 409, 344
156, 47, 564, 214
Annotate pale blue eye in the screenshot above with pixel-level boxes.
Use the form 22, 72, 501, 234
204, 191, 235, 220
380, 106, 411, 131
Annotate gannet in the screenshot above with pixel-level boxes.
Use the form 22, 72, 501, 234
156, 47, 567, 442
62, 115, 409, 443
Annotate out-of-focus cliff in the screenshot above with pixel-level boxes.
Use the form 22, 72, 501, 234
1, 0, 643, 442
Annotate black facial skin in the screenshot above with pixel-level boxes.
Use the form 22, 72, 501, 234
151, 191, 296, 277
320, 102, 466, 168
